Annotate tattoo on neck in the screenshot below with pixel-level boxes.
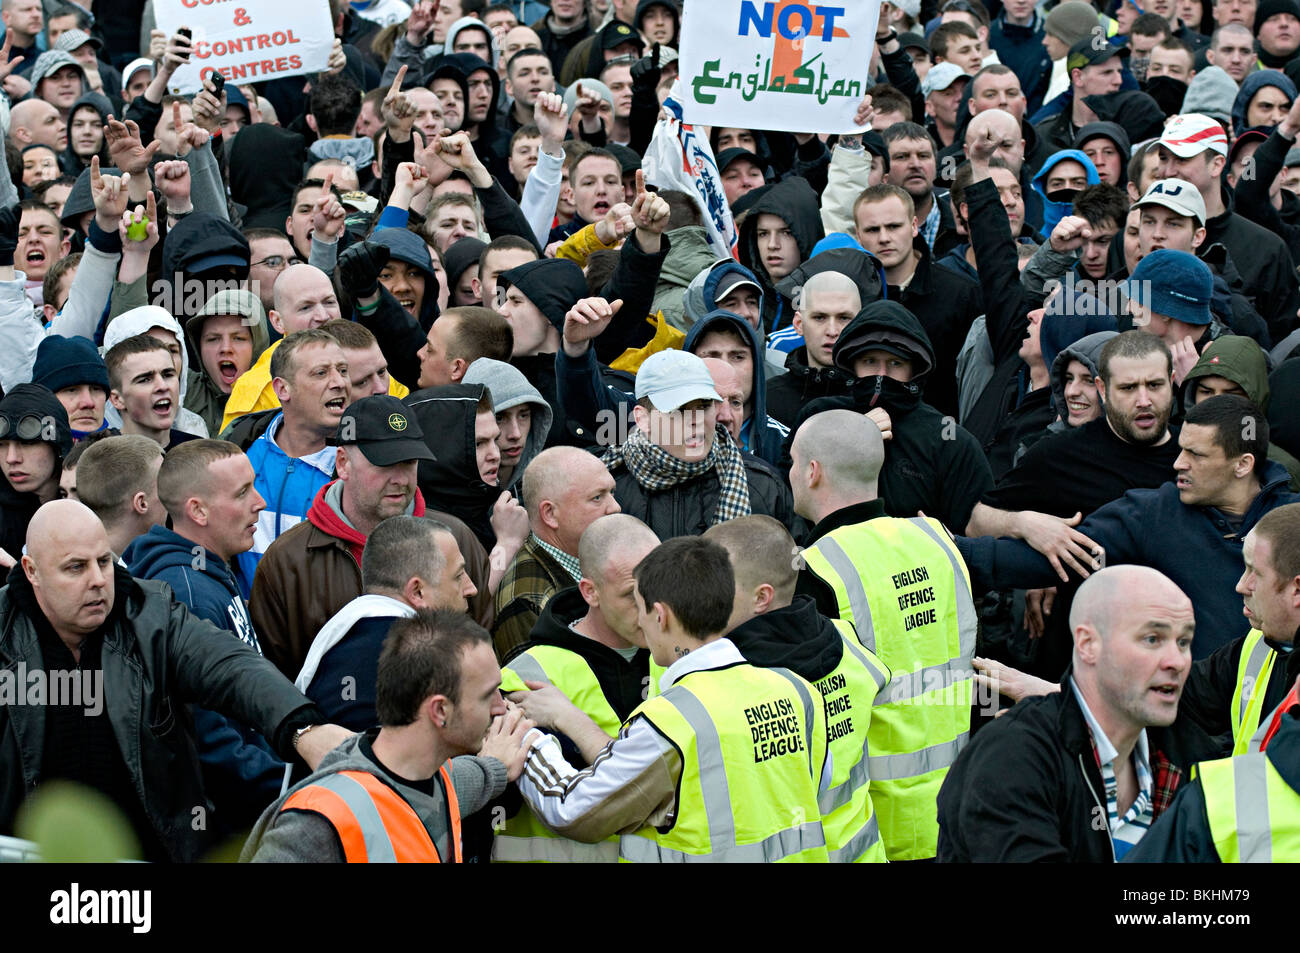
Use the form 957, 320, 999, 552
674, 645, 690, 658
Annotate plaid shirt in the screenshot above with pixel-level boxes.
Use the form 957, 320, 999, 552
491, 536, 578, 659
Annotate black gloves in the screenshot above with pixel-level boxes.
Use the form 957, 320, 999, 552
0, 203, 20, 266
338, 240, 390, 299
630, 43, 662, 93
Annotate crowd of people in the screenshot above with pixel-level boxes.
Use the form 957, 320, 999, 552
1, 0, 1300, 864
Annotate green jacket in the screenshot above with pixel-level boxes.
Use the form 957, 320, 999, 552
652, 225, 724, 333
1182, 334, 1300, 490
0, 566, 316, 862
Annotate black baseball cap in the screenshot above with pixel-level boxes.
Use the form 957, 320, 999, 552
1066, 37, 1129, 72
717, 147, 763, 173
599, 20, 644, 53
332, 395, 436, 466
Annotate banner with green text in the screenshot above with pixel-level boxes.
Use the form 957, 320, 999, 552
679, 0, 879, 134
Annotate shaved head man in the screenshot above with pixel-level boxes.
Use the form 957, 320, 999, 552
793, 271, 861, 370
938, 564, 1194, 862
575, 513, 661, 649
22, 500, 115, 653
965, 108, 1025, 175
270, 264, 342, 334
10, 98, 67, 150
789, 409, 886, 523
492, 446, 621, 654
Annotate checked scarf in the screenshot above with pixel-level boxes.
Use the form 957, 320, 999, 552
602, 423, 751, 525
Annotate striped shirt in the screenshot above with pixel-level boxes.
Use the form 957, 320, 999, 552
1069, 678, 1154, 859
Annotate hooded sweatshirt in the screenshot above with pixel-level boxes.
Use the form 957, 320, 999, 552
0, 383, 71, 557
1181, 334, 1300, 488
681, 259, 767, 329
738, 177, 825, 337
1231, 72, 1297, 140
228, 123, 310, 231
1072, 122, 1131, 186
123, 524, 285, 829
182, 291, 272, 438
1031, 150, 1101, 236
462, 358, 554, 495
404, 383, 503, 548
684, 309, 789, 466
368, 227, 441, 332
103, 306, 210, 438
786, 301, 994, 532
1180, 66, 1239, 129
58, 90, 113, 175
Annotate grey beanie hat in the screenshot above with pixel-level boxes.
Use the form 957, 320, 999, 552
1181, 66, 1237, 128
1044, 2, 1102, 45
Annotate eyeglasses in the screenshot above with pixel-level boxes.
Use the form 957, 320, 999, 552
0, 414, 49, 441
251, 255, 302, 271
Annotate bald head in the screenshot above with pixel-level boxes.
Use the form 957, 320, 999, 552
271, 264, 341, 333
521, 445, 620, 551
22, 500, 116, 642
579, 513, 659, 583
704, 515, 799, 607
793, 410, 885, 488
522, 446, 604, 521
26, 499, 106, 563
799, 270, 861, 315
1070, 565, 1190, 642
10, 98, 64, 150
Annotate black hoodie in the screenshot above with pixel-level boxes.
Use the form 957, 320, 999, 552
59, 91, 113, 175
784, 301, 993, 533
228, 124, 310, 231
726, 596, 851, 685
738, 177, 825, 336
158, 215, 251, 324
508, 587, 650, 725
0, 384, 73, 558
404, 383, 502, 548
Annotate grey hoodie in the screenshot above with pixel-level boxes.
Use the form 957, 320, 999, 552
102, 305, 211, 437
462, 358, 554, 495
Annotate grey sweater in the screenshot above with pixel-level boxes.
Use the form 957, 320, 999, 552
240, 732, 508, 862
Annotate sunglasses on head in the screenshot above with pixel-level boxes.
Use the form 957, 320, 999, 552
0, 414, 49, 441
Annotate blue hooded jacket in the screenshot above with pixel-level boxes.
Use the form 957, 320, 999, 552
684, 309, 789, 465
368, 227, 441, 331
1231, 71, 1297, 139
124, 524, 286, 829
1031, 150, 1100, 236
682, 259, 767, 328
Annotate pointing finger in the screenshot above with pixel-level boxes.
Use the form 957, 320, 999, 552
389, 64, 407, 100
635, 168, 645, 196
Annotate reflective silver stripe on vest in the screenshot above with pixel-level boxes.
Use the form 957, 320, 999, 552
907, 517, 978, 663
1238, 636, 1272, 731
1233, 756, 1273, 863
874, 657, 970, 706
819, 637, 880, 815
827, 809, 881, 864
1248, 700, 1282, 755
665, 686, 737, 850
808, 537, 878, 653
867, 731, 970, 781
491, 834, 619, 863
627, 679, 825, 862
508, 654, 552, 687
306, 773, 402, 862
619, 821, 827, 863
771, 667, 819, 780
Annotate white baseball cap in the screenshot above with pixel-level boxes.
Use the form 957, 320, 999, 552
635, 350, 722, 412
1159, 113, 1229, 158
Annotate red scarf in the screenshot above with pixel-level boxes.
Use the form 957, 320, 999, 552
306, 480, 427, 565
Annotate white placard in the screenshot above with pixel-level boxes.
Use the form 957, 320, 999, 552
679, 0, 880, 135
155, 0, 335, 95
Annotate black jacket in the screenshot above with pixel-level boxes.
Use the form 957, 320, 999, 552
737, 177, 825, 337
1204, 185, 1300, 345
729, 596, 864, 685
765, 347, 855, 428
1126, 708, 1300, 862
889, 240, 984, 419
785, 302, 994, 534
937, 672, 1216, 862
405, 383, 503, 548
0, 566, 318, 862
1233, 127, 1300, 270
609, 443, 795, 542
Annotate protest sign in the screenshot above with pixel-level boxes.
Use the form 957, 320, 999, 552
679, 0, 879, 134
155, 0, 334, 94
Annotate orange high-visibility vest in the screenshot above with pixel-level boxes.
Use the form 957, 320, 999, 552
281, 767, 463, 863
